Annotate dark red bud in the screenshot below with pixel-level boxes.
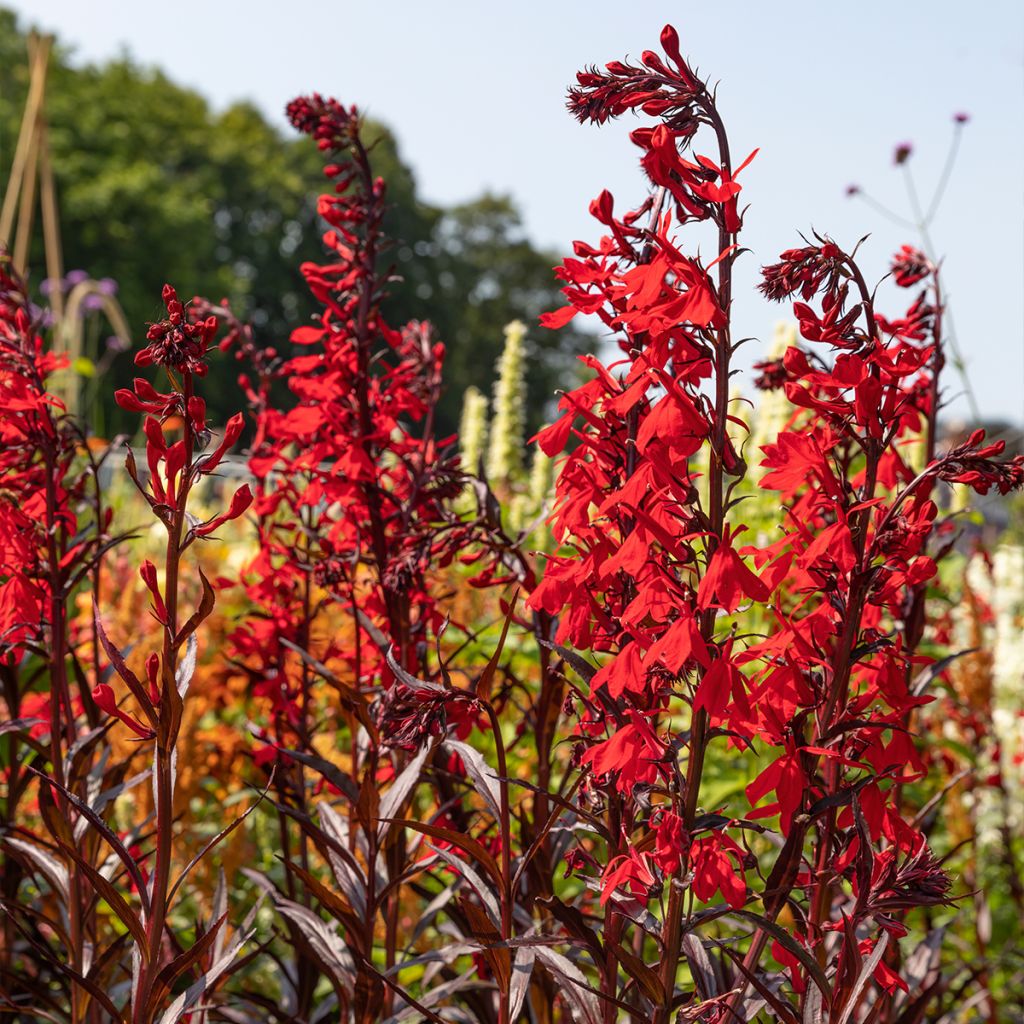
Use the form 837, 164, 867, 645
115, 389, 146, 412
92, 683, 117, 716
145, 653, 161, 704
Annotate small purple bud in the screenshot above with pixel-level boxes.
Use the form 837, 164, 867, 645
31, 304, 53, 328
893, 142, 913, 166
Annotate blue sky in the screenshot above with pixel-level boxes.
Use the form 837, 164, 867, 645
10, 0, 1024, 424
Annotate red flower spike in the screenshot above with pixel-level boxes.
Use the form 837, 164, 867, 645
135, 282, 212, 376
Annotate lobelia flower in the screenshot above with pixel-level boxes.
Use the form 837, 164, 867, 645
599, 847, 658, 905
91, 684, 154, 740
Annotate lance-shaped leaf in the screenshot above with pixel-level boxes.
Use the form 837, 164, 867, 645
146, 913, 227, 1014
384, 818, 502, 886
252, 733, 359, 803
897, 926, 944, 1000
406, 880, 460, 950
317, 801, 369, 918
761, 817, 809, 919
282, 859, 366, 948
835, 933, 889, 1024
716, 941, 798, 1024
458, 894, 510, 990
731, 910, 831, 1007
802, 981, 824, 1024
538, 638, 598, 685
0, 717, 44, 738
426, 842, 501, 929
175, 633, 198, 697
509, 946, 536, 1022
3, 836, 69, 902
382, 943, 476, 979
444, 739, 502, 821
611, 941, 665, 1005
378, 742, 433, 841
534, 946, 602, 1024
56, 839, 149, 955
77, 768, 151, 845
28, 768, 151, 917
93, 605, 157, 725
472, 591, 517, 703
274, 897, 356, 985
536, 895, 604, 963
911, 648, 977, 697
156, 925, 254, 1024
681, 932, 719, 999
379, 967, 476, 1024
167, 772, 273, 907
280, 637, 378, 738
174, 568, 215, 649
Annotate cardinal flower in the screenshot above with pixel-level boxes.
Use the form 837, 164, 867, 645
581, 712, 666, 792
697, 527, 770, 612
600, 847, 658, 904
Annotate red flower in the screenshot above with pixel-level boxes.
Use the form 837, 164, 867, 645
91, 684, 154, 740
696, 528, 770, 612
193, 484, 254, 537
600, 848, 657, 905
582, 712, 666, 792
139, 560, 168, 623
690, 833, 746, 909
653, 811, 689, 873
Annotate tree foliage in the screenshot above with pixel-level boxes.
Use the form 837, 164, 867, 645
0, 7, 588, 433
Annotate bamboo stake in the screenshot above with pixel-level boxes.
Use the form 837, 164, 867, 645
40, 119, 65, 322
0, 32, 51, 246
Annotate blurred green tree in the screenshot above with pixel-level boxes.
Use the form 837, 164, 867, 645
0, 7, 587, 434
